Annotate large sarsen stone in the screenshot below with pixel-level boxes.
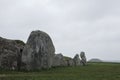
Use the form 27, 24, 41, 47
22, 30, 55, 70
0, 37, 25, 70
73, 54, 80, 66
80, 51, 87, 66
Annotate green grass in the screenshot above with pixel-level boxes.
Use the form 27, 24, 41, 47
0, 62, 120, 80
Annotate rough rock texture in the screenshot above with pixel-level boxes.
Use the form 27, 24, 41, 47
53, 53, 68, 67
53, 54, 62, 67
73, 54, 80, 66
0, 37, 25, 69
64, 56, 74, 66
22, 30, 55, 70
67, 59, 74, 66
80, 52, 87, 66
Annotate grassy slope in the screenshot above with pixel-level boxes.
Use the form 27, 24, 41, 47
0, 62, 120, 80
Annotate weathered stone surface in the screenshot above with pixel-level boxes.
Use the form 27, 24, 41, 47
53, 53, 68, 67
73, 54, 80, 66
0, 37, 25, 69
64, 56, 74, 66
80, 51, 87, 66
53, 54, 62, 67
22, 30, 55, 70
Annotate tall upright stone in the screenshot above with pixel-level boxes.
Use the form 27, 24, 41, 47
80, 51, 87, 66
73, 54, 80, 66
22, 30, 55, 70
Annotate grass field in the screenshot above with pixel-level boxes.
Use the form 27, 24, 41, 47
0, 62, 120, 80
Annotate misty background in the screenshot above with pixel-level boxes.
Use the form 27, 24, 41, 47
0, 0, 120, 61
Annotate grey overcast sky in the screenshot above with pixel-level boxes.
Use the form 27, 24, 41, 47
0, 0, 120, 61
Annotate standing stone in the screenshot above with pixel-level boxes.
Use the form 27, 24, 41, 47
64, 57, 74, 66
73, 54, 80, 66
53, 53, 67, 67
0, 37, 25, 70
80, 51, 87, 66
53, 53, 62, 67
22, 30, 55, 70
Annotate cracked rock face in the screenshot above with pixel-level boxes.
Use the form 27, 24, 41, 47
0, 37, 24, 69
53, 53, 68, 67
73, 54, 80, 66
66, 58, 74, 66
80, 52, 87, 66
22, 30, 55, 70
